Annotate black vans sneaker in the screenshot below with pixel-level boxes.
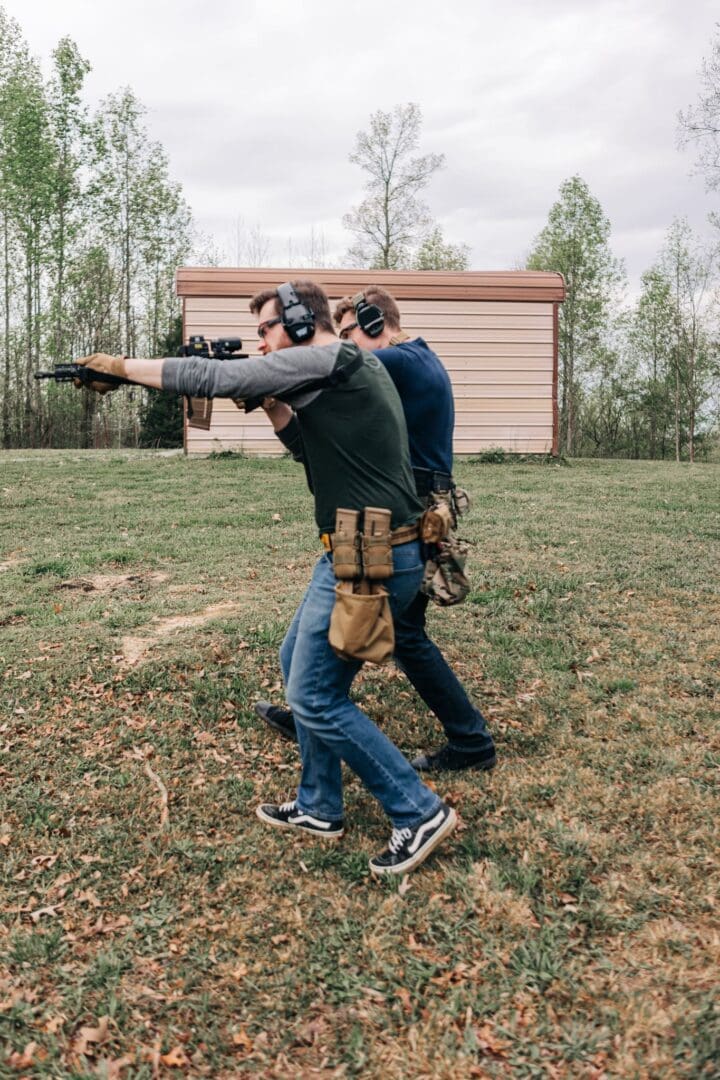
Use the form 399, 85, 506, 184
255, 801, 344, 839
254, 700, 298, 742
369, 803, 457, 876
411, 741, 496, 773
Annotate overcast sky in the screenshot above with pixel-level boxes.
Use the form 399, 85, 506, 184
4, 0, 718, 297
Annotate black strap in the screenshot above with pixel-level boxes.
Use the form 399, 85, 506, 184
413, 467, 454, 496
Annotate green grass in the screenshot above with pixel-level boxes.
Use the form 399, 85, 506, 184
0, 450, 718, 1077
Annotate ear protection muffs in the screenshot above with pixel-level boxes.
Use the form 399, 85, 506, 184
352, 291, 384, 338
277, 282, 315, 344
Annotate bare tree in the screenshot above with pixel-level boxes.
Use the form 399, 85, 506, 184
343, 103, 444, 269
231, 215, 271, 266
659, 219, 717, 463
678, 28, 720, 191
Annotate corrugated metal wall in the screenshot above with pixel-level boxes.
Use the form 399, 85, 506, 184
180, 272, 559, 457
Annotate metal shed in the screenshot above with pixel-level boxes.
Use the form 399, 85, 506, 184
176, 267, 565, 456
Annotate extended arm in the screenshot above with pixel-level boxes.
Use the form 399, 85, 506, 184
73, 344, 344, 405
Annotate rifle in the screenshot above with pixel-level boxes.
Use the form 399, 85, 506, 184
176, 335, 264, 426
34, 335, 264, 429
34, 364, 131, 388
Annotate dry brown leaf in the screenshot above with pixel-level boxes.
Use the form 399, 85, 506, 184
231, 1029, 253, 1051
75, 889, 102, 908
73, 1015, 110, 1056
30, 904, 62, 923
7, 1041, 37, 1069
475, 1023, 509, 1056
398, 875, 412, 897
160, 1046, 189, 1068
97, 1054, 135, 1079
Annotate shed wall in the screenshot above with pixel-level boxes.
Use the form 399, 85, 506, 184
183, 294, 556, 457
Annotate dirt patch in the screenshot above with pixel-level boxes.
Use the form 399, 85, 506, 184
118, 600, 245, 667
58, 572, 170, 594
0, 553, 24, 573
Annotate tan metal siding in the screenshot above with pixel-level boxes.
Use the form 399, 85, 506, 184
183, 295, 554, 456
179, 268, 563, 457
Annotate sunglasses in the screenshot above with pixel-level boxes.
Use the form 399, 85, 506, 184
338, 321, 358, 341
257, 317, 282, 339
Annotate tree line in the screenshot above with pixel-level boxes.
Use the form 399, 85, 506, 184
1, 8, 717, 458
526, 178, 718, 462
0, 10, 191, 449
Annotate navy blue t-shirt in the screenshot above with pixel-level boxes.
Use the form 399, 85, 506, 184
373, 337, 454, 475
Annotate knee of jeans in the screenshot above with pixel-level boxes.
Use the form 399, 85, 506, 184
286, 683, 346, 732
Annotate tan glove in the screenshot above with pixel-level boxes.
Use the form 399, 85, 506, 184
73, 353, 127, 394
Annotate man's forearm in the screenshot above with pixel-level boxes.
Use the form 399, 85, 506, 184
125, 358, 165, 389
263, 400, 294, 432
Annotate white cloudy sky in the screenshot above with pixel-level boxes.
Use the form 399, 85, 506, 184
4, 0, 718, 294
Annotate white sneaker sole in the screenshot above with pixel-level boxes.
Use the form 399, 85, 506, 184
255, 804, 344, 840
370, 807, 457, 876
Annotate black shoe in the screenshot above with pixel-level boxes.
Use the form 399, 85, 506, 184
254, 700, 298, 742
411, 741, 496, 773
256, 801, 344, 838
369, 803, 457, 876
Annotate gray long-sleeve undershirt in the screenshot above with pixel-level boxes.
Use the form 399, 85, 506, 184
161, 342, 343, 407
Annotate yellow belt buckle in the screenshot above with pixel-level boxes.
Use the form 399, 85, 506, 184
320, 532, 332, 552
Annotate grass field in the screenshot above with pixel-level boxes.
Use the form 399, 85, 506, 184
1, 450, 718, 1079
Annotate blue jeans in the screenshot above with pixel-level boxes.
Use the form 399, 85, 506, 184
394, 591, 493, 751
280, 541, 442, 829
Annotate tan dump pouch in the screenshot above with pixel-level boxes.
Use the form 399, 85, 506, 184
328, 581, 395, 664
332, 508, 362, 580
360, 507, 393, 580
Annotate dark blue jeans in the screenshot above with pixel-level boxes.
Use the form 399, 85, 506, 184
393, 590, 493, 751
280, 541, 442, 828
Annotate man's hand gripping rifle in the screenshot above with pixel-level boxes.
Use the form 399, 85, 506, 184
34, 363, 131, 393
34, 335, 264, 411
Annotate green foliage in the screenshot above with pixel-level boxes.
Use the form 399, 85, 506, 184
0, 19, 193, 450
475, 446, 507, 463
413, 225, 470, 270
527, 175, 625, 455
138, 315, 183, 447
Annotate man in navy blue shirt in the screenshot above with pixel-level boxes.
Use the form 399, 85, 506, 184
257, 286, 495, 774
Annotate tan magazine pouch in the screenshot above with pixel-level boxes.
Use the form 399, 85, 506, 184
332, 509, 362, 580
361, 507, 393, 580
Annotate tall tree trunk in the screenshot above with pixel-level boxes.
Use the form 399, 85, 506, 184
2, 213, 11, 448
674, 364, 681, 463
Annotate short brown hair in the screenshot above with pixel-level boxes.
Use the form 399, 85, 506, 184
249, 279, 335, 336
333, 287, 402, 331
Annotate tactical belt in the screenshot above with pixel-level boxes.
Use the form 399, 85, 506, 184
412, 467, 454, 497
320, 522, 419, 553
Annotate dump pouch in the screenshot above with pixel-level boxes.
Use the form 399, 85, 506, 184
420, 488, 472, 607
361, 507, 393, 580
328, 580, 395, 664
333, 508, 362, 580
